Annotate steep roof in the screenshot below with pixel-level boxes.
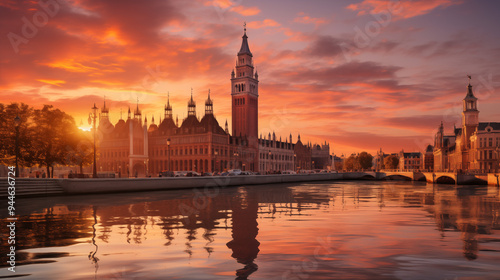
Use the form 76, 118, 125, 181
200, 114, 226, 135
180, 115, 202, 134
238, 30, 252, 57
158, 118, 177, 132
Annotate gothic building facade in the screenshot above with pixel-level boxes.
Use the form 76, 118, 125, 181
434, 78, 500, 172
98, 27, 331, 176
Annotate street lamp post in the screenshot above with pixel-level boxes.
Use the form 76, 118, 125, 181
14, 115, 21, 178
293, 154, 297, 173
214, 150, 219, 173
167, 138, 171, 172
496, 146, 500, 173
88, 103, 98, 178
268, 150, 272, 174
233, 152, 239, 170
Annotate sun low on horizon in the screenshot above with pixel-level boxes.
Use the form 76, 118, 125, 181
1, 0, 500, 156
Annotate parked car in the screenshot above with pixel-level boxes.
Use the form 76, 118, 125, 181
281, 170, 297, 175
174, 171, 188, 177
228, 169, 242, 175
159, 171, 174, 177
239, 171, 252, 175
185, 171, 201, 177
202, 172, 213, 176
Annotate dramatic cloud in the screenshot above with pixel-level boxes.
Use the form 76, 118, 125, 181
346, 0, 462, 20
1, 0, 499, 156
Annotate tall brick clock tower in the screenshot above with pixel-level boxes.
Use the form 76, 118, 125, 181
231, 24, 259, 139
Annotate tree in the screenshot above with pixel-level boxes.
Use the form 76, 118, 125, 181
32, 105, 80, 178
0, 103, 36, 169
334, 161, 343, 171
384, 155, 399, 170
344, 155, 359, 171
358, 151, 373, 170
66, 130, 94, 175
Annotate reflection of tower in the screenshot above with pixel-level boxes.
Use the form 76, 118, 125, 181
226, 187, 260, 279
462, 224, 478, 260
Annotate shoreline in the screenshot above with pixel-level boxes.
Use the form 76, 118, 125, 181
1, 172, 499, 198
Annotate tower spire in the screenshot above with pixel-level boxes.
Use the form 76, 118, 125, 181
188, 88, 196, 117
165, 91, 172, 119
205, 89, 213, 115
238, 22, 252, 57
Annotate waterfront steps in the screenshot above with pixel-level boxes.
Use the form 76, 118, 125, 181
0, 178, 64, 197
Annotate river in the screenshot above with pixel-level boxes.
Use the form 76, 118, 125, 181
1, 181, 500, 279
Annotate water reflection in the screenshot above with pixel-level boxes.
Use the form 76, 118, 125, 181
226, 187, 260, 279
0, 182, 499, 279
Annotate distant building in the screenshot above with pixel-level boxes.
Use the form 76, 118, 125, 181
311, 142, 331, 170
434, 78, 500, 173
398, 150, 422, 171
258, 133, 295, 173
423, 145, 434, 171
374, 149, 389, 170
294, 135, 312, 171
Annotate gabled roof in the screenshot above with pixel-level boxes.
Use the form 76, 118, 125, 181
478, 122, 500, 131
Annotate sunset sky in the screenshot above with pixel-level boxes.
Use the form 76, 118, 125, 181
1, 0, 499, 156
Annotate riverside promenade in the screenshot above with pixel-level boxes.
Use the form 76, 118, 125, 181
2, 171, 498, 197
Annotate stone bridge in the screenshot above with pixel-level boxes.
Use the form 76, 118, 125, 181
349, 171, 487, 185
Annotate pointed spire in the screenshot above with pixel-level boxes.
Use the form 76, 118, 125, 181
134, 97, 141, 117
465, 75, 476, 99
205, 89, 213, 105
166, 91, 172, 109
225, 119, 229, 134
152, 115, 155, 124
238, 22, 252, 57
128, 106, 131, 119
205, 89, 213, 115
176, 115, 179, 127
188, 88, 196, 116
101, 95, 109, 114
165, 91, 173, 119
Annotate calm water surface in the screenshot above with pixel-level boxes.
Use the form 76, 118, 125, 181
1, 181, 500, 279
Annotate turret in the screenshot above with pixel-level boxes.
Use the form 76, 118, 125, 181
188, 88, 196, 117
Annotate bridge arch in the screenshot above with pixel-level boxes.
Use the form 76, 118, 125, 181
360, 174, 376, 180
383, 174, 412, 181
435, 175, 456, 184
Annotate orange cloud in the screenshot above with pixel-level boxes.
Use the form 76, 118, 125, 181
37, 79, 66, 87
230, 5, 260, 16
347, 0, 462, 20
294, 13, 329, 27
247, 19, 281, 29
